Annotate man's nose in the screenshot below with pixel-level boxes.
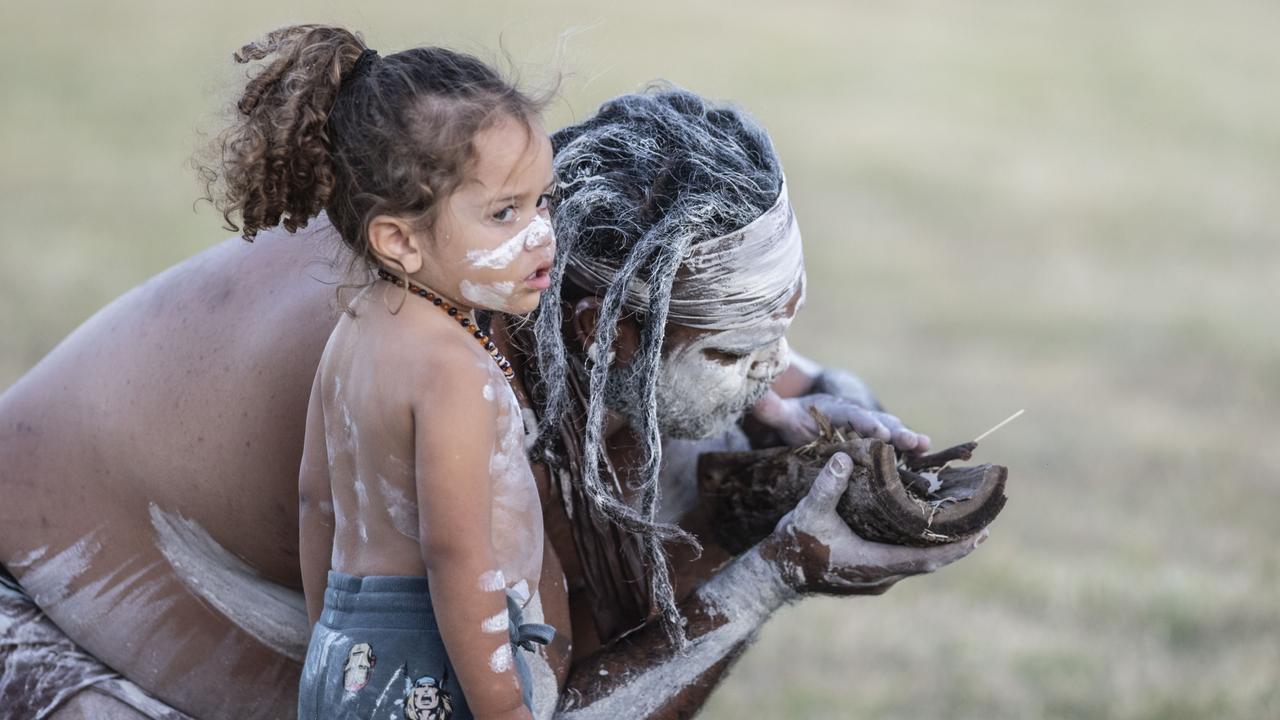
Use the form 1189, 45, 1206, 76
748, 337, 790, 382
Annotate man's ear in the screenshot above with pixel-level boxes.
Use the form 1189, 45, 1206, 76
571, 297, 641, 366
367, 215, 425, 274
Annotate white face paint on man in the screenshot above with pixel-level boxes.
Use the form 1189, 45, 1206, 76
605, 319, 795, 440
655, 330, 790, 439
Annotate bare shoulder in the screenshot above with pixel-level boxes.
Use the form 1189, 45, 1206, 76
404, 327, 504, 433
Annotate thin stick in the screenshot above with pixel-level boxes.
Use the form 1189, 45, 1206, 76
973, 409, 1025, 443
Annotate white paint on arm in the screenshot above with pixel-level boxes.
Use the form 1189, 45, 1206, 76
489, 643, 514, 673
556, 546, 796, 719
509, 578, 530, 606
479, 569, 507, 593
6, 545, 49, 572
487, 384, 545, 595
481, 610, 510, 634
19, 532, 102, 606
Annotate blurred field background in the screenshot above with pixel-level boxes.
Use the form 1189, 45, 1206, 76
2, 1, 1277, 718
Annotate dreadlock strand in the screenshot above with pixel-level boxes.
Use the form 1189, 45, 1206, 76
529, 87, 783, 647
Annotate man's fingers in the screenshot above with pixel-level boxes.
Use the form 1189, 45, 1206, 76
844, 412, 890, 441
871, 411, 932, 453
890, 428, 919, 451
803, 452, 853, 513
753, 391, 819, 443
874, 411, 906, 433
873, 412, 921, 451
896, 529, 989, 574
751, 390, 790, 425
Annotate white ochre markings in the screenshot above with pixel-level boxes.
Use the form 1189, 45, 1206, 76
489, 644, 514, 673
482, 610, 509, 634
478, 569, 506, 593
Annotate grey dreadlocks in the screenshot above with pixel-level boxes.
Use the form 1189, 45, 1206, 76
531, 88, 784, 643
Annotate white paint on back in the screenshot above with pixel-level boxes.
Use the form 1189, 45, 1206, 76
149, 503, 309, 661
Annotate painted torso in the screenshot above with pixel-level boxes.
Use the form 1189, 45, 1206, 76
316, 294, 544, 601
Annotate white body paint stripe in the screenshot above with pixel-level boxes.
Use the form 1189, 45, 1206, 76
481, 611, 509, 634
149, 503, 309, 662
478, 569, 506, 592
489, 643, 514, 673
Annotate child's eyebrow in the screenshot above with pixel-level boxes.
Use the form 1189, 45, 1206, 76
487, 177, 558, 206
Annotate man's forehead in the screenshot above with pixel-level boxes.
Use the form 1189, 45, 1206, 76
696, 321, 790, 351
665, 271, 803, 352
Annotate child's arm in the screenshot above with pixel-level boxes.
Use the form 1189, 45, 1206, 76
299, 369, 335, 626
413, 348, 531, 720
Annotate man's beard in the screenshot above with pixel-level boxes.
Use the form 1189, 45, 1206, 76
603, 351, 771, 441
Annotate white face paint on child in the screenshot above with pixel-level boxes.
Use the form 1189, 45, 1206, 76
465, 215, 553, 269
459, 279, 517, 310
406, 116, 557, 317
458, 216, 554, 312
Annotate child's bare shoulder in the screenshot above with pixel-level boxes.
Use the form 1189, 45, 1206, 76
403, 331, 505, 418
407, 335, 509, 477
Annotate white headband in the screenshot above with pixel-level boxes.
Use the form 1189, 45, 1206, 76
566, 178, 805, 331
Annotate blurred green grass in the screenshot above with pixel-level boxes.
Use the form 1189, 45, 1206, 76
2, 1, 1277, 718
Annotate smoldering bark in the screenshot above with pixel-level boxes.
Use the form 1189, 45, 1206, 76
698, 439, 1007, 553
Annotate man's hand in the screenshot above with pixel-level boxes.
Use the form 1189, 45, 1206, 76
765, 452, 985, 596
752, 390, 932, 454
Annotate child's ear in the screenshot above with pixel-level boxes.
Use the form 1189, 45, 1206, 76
367, 216, 425, 274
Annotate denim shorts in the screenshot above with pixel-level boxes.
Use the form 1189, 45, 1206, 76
297, 572, 554, 720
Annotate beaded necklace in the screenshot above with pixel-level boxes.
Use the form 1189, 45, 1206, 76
376, 267, 514, 381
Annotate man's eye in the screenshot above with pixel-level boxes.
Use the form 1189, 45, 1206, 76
536, 193, 553, 211
492, 206, 517, 223
702, 348, 748, 365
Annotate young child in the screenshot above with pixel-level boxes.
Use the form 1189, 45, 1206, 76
206, 25, 556, 720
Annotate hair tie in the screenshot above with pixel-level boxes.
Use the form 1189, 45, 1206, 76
346, 47, 380, 84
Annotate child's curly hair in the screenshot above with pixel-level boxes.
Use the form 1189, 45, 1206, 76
198, 24, 550, 270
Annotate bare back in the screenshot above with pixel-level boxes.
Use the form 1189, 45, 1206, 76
0, 221, 362, 718
308, 286, 544, 596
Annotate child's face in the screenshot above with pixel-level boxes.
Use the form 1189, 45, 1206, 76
413, 115, 556, 316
